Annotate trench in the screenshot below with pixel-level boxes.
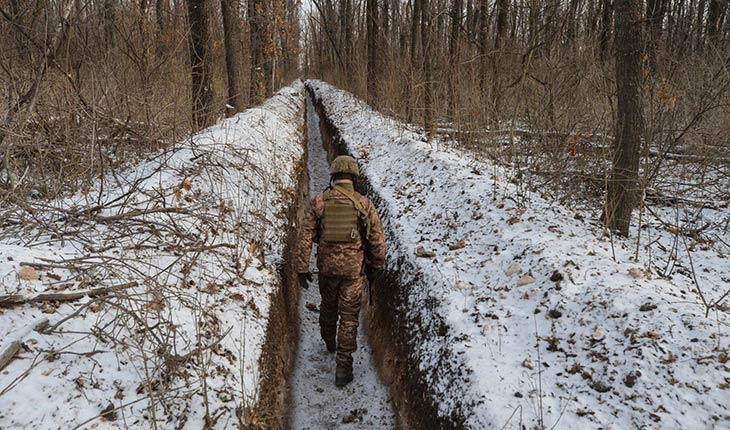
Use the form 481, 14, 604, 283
305, 82, 468, 429
286, 94, 397, 429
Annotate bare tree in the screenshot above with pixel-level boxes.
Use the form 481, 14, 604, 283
249, 0, 269, 104
187, 0, 214, 130
422, 0, 434, 137
604, 0, 645, 236
448, 0, 462, 121
367, 0, 379, 106
222, 0, 245, 115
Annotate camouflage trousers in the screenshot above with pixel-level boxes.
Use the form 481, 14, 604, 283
318, 275, 365, 370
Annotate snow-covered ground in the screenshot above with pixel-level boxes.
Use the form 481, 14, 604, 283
307, 80, 730, 429
0, 82, 306, 429
287, 94, 395, 429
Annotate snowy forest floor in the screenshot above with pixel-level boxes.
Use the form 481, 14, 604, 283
287, 95, 396, 429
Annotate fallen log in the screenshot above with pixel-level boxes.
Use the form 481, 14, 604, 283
0, 281, 139, 307
0, 318, 49, 371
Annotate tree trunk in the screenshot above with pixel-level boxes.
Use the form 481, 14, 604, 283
249, 0, 269, 104
103, 0, 117, 49
707, 0, 722, 45
367, 0, 379, 106
604, 0, 644, 236
696, 0, 706, 51
478, 0, 489, 109
186, 0, 214, 130
646, 0, 668, 73
491, 0, 508, 127
221, 0, 244, 115
422, 0, 434, 137
407, 0, 421, 123
448, 0, 462, 121
156, 0, 167, 34
599, 0, 613, 60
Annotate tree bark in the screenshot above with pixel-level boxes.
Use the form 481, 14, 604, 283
707, 0, 722, 46
103, 0, 117, 49
491, 0, 508, 127
367, 0, 379, 106
422, 0, 434, 137
249, 0, 269, 104
187, 0, 214, 130
448, 0, 462, 121
478, 0, 489, 109
646, 0, 668, 73
599, 0, 613, 60
221, 0, 244, 115
604, 0, 644, 236
407, 0, 421, 123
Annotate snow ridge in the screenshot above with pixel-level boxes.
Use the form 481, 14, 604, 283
0, 82, 306, 429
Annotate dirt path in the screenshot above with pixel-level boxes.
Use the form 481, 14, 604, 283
287, 96, 396, 429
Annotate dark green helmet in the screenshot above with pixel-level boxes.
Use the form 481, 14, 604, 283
329, 155, 360, 177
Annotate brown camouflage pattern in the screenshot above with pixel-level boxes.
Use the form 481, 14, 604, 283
295, 184, 386, 279
318, 275, 365, 368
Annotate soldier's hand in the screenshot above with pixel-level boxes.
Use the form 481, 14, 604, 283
298, 272, 313, 290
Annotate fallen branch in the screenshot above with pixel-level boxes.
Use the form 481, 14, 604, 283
0, 282, 138, 307
0, 318, 49, 371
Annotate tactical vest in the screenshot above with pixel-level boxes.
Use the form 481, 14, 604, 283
322, 189, 362, 243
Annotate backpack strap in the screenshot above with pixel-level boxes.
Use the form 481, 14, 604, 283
333, 185, 371, 241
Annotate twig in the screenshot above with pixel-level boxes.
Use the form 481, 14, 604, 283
0, 282, 138, 307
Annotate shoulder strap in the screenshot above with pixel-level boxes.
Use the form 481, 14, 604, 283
334, 185, 364, 213
334, 185, 371, 240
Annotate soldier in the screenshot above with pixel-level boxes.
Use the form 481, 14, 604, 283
295, 155, 387, 387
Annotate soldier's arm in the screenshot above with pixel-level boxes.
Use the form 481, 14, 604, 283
365, 200, 386, 269
295, 197, 320, 273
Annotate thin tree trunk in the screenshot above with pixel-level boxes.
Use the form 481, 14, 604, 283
646, 0, 668, 73
707, 0, 722, 45
407, 0, 421, 123
422, 0, 434, 137
599, 0, 613, 60
478, 0, 489, 108
367, 0, 379, 106
103, 0, 116, 49
448, 0, 462, 122
491, 0, 508, 127
604, 0, 644, 236
156, 0, 167, 34
249, 0, 268, 104
221, 0, 244, 114
186, 0, 214, 130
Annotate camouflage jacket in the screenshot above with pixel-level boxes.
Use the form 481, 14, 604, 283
296, 183, 386, 279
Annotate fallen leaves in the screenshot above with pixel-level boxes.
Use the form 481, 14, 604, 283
505, 263, 521, 276
623, 370, 642, 388
17, 266, 40, 281
517, 274, 536, 286
448, 239, 467, 251
416, 245, 436, 258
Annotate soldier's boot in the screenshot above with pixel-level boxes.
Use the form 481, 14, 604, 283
324, 338, 337, 353
335, 365, 353, 387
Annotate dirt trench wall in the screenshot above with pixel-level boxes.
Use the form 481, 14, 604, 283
252, 108, 309, 430
305, 84, 470, 430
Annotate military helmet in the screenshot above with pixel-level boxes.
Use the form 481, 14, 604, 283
329, 155, 360, 177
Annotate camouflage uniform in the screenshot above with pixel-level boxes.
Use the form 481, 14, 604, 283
296, 181, 386, 371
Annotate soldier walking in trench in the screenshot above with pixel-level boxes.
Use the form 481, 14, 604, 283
295, 155, 387, 387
